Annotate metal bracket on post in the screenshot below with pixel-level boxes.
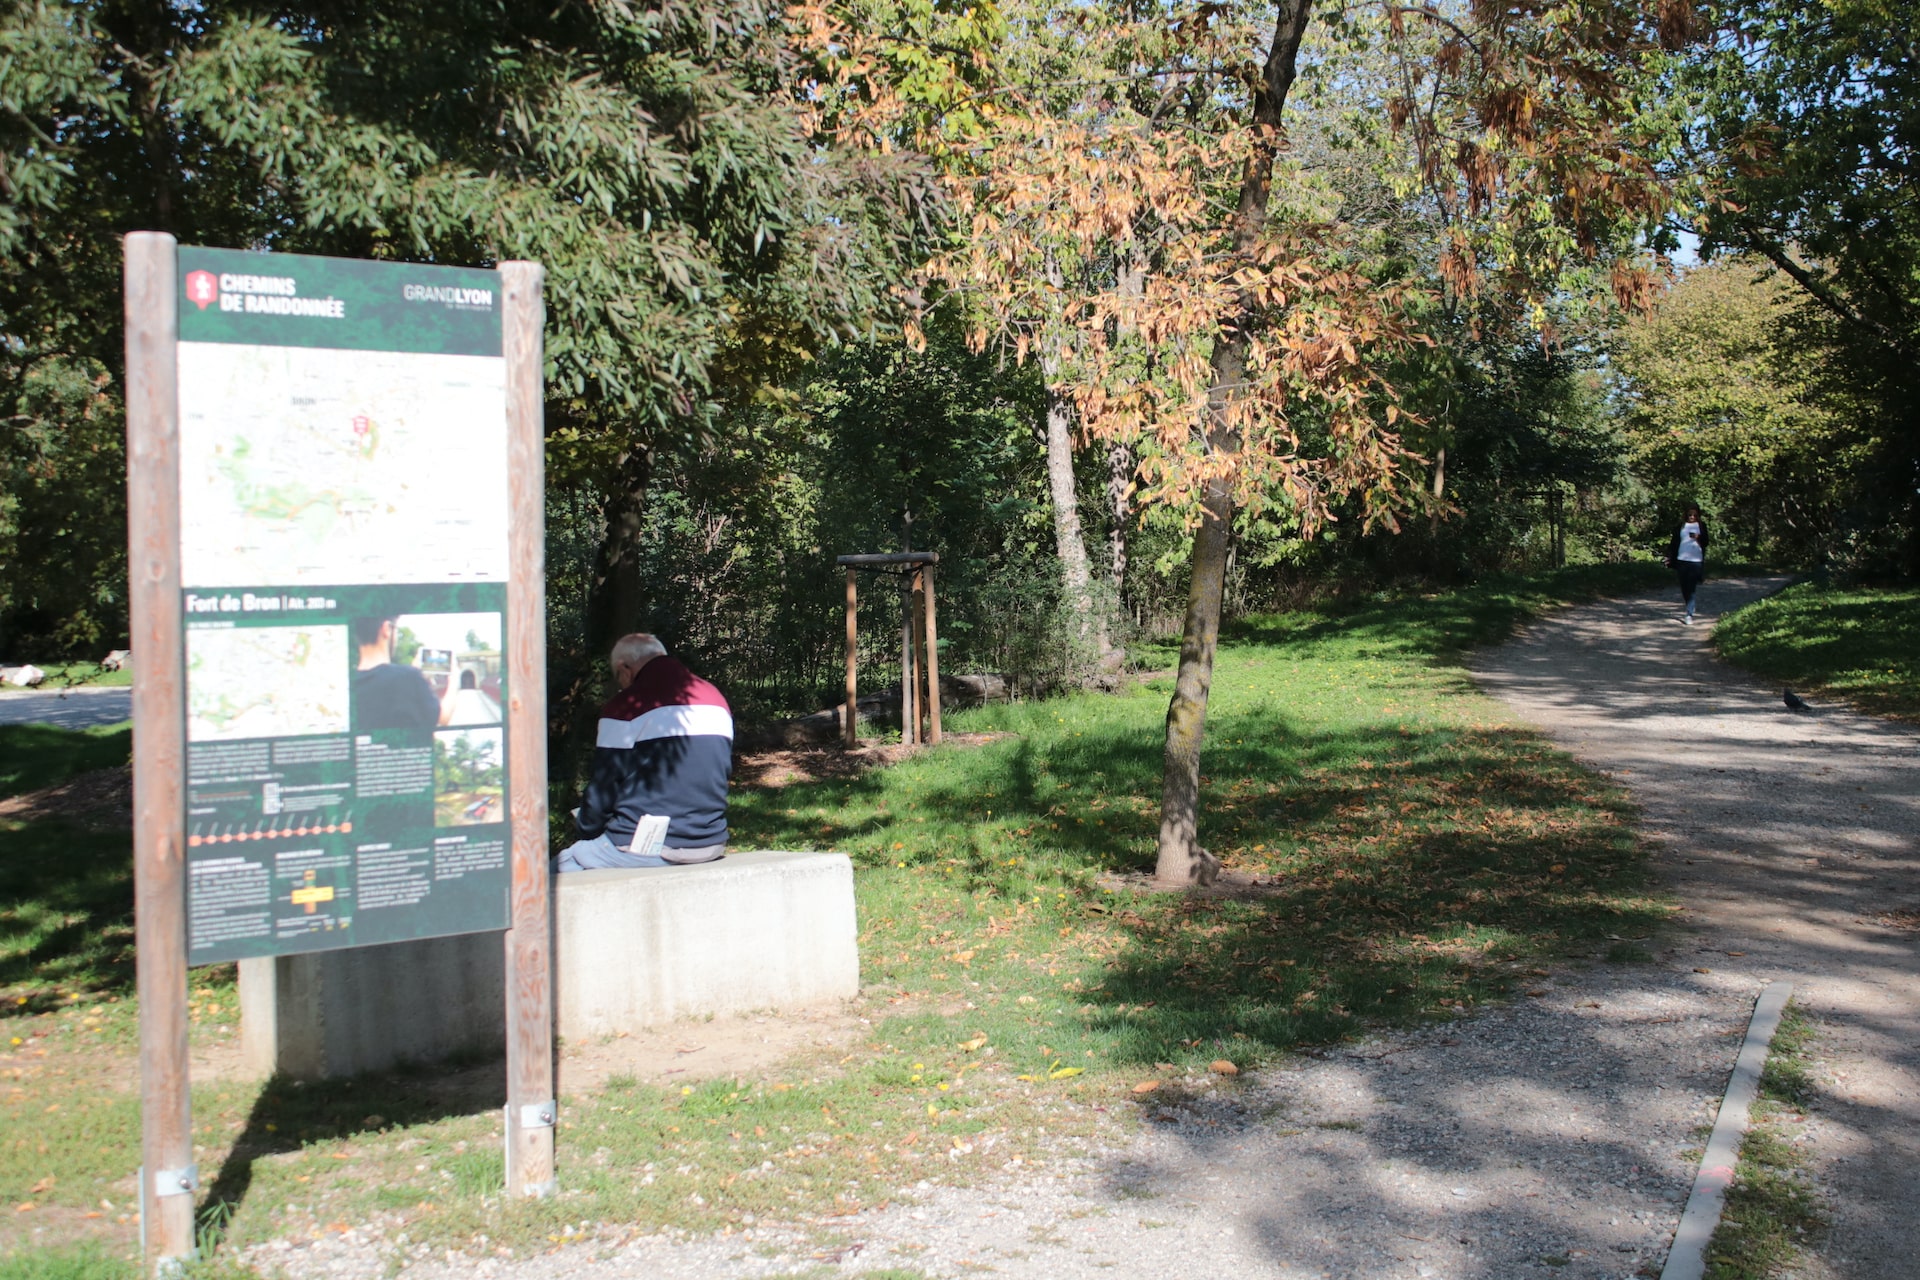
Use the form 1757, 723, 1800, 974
153, 1163, 199, 1197
518, 1099, 556, 1129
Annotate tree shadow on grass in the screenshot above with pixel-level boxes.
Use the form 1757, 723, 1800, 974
196, 1053, 507, 1251
0, 820, 134, 1006
735, 703, 1663, 1072
1, 725, 137, 1009
0, 723, 131, 798
1031, 716, 1660, 1069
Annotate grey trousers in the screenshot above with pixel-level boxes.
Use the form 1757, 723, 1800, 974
552, 831, 726, 873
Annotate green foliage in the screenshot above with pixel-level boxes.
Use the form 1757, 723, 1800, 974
1714, 581, 1920, 720
0, 0, 934, 655
0, 356, 128, 658
1676, 0, 1920, 572
1614, 259, 1850, 565
433, 732, 504, 795
549, 323, 1099, 723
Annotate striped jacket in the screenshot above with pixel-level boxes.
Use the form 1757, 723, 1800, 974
575, 656, 733, 849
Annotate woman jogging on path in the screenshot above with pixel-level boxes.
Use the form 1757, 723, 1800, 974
1665, 504, 1709, 625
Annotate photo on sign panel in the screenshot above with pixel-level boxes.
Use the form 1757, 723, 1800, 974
351, 610, 503, 730
186, 623, 351, 742
432, 726, 504, 827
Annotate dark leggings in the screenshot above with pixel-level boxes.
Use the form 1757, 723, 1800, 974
1677, 561, 1704, 607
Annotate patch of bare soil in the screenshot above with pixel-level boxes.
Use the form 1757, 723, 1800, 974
0, 763, 131, 828
1093, 867, 1283, 901
733, 732, 1015, 790
556, 1002, 864, 1094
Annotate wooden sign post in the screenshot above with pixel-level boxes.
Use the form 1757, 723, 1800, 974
126, 231, 196, 1268
499, 262, 556, 1196
124, 234, 554, 1272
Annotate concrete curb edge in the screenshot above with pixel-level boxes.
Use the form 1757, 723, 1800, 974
1661, 979, 1795, 1280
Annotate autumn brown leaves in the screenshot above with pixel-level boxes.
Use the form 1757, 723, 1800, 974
792, 0, 1710, 885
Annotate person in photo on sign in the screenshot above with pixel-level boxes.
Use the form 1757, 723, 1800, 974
1663, 504, 1711, 625
553, 633, 732, 871
350, 616, 453, 729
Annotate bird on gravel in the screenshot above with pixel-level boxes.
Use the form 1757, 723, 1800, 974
1783, 688, 1811, 712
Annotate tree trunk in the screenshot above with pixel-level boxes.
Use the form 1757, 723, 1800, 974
1153, 0, 1315, 888
1108, 247, 1143, 608
1154, 476, 1231, 884
1107, 441, 1133, 599
1040, 352, 1115, 661
557, 441, 652, 770
585, 443, 653, 659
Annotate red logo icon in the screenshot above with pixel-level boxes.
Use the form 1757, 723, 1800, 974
185, 270, 218, 310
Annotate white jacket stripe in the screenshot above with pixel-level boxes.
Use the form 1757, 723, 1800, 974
596, 703, 735, 748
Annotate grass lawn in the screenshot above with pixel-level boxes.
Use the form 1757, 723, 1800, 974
1, 564, 1672, 1275
1715, 581, 1920, 720
1704, 1002, 1827, 1279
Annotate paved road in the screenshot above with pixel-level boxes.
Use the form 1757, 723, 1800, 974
1473, 575, 1920, 1280
444, 687, 503, 726
0, 686, 132, 729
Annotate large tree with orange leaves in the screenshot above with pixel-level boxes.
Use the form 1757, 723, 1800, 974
875, 0, 1707, 885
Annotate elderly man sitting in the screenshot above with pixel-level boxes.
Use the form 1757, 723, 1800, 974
553, 633, 733, 872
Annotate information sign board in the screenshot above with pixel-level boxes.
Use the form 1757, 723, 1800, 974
174, 248, 513, 962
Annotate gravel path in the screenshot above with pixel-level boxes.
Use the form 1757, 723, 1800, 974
251, 575, 1920, 1280
1472, 575, 1920, 1280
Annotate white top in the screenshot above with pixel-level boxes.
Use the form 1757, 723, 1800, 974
1677, 521, 1704, 563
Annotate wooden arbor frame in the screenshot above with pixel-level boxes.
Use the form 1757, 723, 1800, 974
837, 552, 940, 748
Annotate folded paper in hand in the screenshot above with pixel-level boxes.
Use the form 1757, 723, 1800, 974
626, 814, 671, 860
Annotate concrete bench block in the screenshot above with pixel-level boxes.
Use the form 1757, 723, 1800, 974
555, 850, 860, 1039
237, 850, 859, 1079
239, 930, 507, 1080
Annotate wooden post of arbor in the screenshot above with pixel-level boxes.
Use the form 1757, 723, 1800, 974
900, 585, 917, 746
835, 552, 939, 749
125, 230, 196, 1271
922, 563, 941, 744
843, 568, 858, 747
500, 261, 556, 1199
917, 568, 940, 740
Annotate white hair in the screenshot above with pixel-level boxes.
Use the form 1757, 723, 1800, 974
610, 633, 667, 669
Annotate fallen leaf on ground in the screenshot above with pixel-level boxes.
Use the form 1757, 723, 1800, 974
1132, 1081, 1161, 1094
1210, 1060, 1239, 1076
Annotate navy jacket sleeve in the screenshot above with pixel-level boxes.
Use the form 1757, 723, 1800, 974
575, 746, 620, 837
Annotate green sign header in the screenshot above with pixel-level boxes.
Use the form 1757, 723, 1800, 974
178, 246, 502, 356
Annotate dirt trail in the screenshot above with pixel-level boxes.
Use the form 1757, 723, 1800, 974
1472, 575, 1920, 1279
249, 576, 1920, 1280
